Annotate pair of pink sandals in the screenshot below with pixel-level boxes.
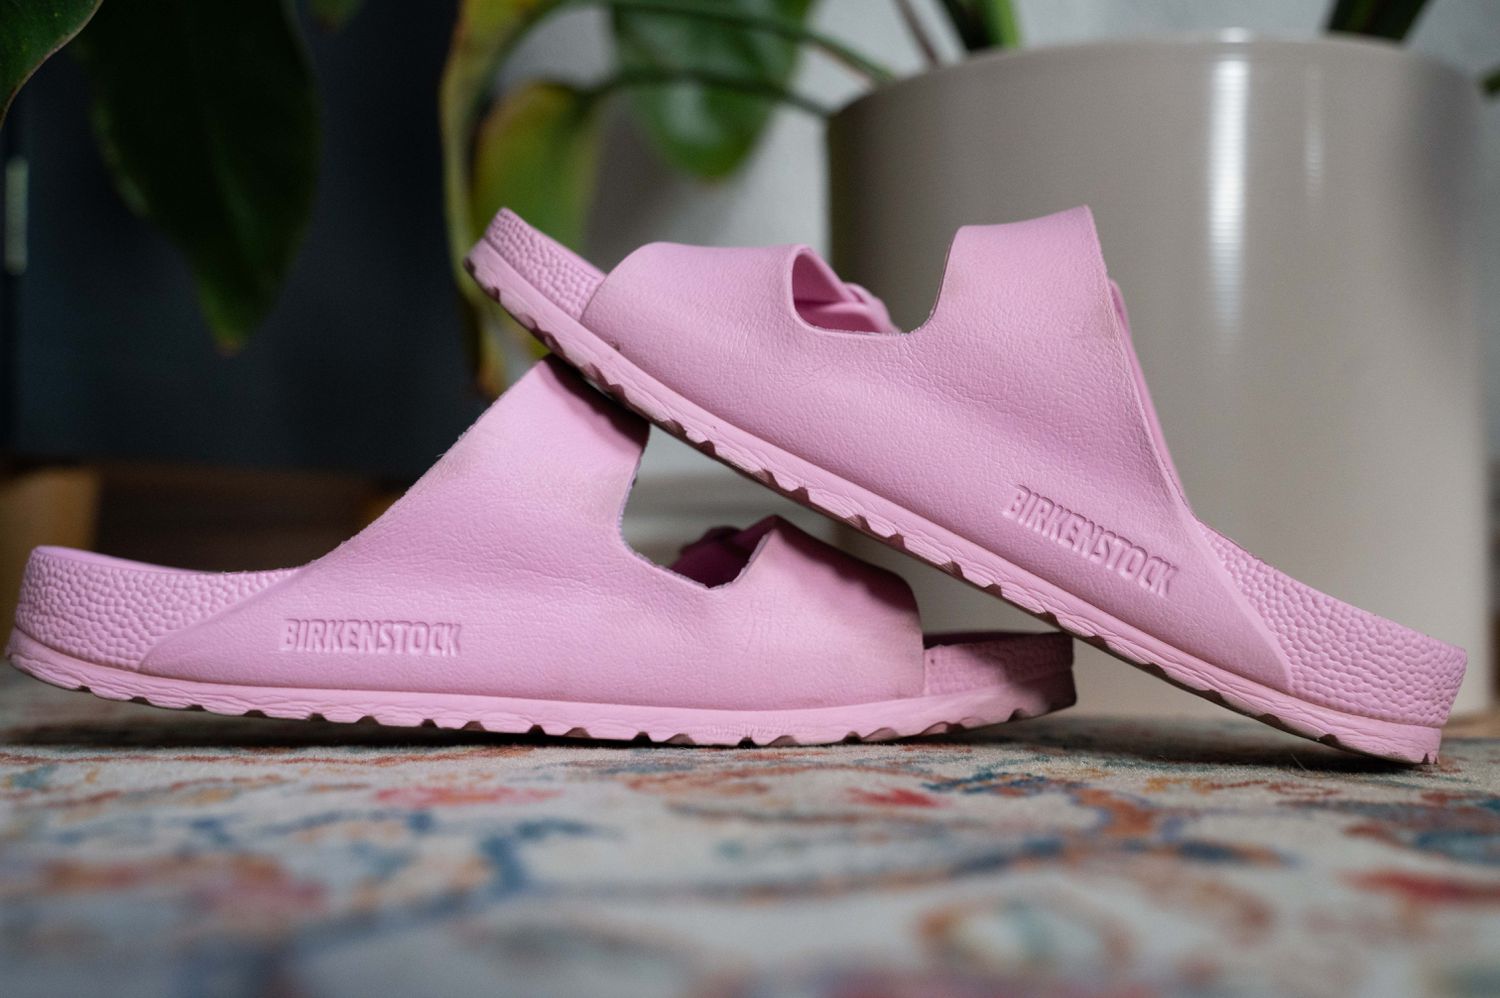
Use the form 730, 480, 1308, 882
7, 208, 1465, 762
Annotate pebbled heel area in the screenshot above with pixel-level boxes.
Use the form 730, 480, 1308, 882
13, 547, 289, 670
483, 210, 604, 321
924, 632, 1074, 697
1202, 527, 1465, 729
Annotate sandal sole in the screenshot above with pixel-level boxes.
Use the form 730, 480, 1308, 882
6, 629, 1075, 747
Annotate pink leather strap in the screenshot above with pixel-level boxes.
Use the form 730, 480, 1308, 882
929, 208, 1118, 344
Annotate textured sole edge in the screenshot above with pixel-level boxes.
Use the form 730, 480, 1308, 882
4, 631, 1077, 748
466, 242, 1442, 765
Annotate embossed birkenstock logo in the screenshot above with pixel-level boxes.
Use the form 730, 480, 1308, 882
279, 619, 461, 657
1003, 486, 1176, 597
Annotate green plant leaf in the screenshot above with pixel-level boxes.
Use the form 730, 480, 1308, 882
935, 0, 986, 51
936, 0, 1020, 50
467, 81, 601, 394
978, 0, 1020, 48
470, 82, 600, 250
612, 0, 814, 179
309, 0, 363, 30
0, 0, 102, 126
70, 0, 319, 350
1325, 0, 1429, 40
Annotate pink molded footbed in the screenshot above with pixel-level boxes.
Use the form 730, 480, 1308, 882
467, 208, 1465, 763
6, 358, 1074, 746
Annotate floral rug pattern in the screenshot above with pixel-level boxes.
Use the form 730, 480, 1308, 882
2, 668, 1498, 998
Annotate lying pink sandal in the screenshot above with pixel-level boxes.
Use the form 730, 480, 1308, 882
5, 358, 1074, 745
467, 208, 1466, 762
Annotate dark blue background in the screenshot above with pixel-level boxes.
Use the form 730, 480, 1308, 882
1, 0, 486, 478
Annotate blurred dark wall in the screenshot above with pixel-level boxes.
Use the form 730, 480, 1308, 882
1, 0, 485, 479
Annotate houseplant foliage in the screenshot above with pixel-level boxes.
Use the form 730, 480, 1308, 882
1, 0, 860, 388
438, 0, 879, 393
0, 0, 1492, 392
3, 0, 318, 352
70, 0, 319, 350
0, 0, 99, 120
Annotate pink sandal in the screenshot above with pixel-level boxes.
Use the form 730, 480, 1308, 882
6, 358, 1074, 745
467, 208, 1465, 762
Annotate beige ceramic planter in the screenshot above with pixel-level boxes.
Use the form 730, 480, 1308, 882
828, 34, 1489, 714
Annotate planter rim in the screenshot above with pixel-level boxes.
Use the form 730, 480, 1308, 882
836, 31, 1473, 120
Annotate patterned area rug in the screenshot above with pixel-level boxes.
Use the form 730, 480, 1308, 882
2, 666, 1497, 998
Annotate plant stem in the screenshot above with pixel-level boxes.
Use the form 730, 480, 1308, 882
894, 0, 941, 67
936, 0, 987, 52
563, 0, 896, 83
590, 67, 834, 116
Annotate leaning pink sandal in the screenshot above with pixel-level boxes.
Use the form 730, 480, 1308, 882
5, 358, 1074, 745
467, 208, 1465, 763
